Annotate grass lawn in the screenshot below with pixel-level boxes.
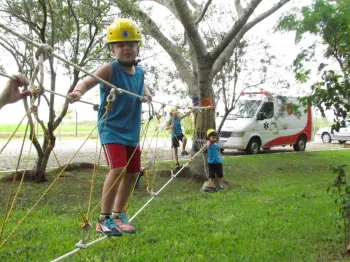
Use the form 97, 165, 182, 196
0, 150, 349, 261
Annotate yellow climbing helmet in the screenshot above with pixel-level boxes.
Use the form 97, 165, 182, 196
207, 129, 217, 137
106, 18, 142, 43
169, 107, 176, 113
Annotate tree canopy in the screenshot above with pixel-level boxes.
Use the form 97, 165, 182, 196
276, 0, 350, 121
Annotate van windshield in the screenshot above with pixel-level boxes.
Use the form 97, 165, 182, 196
228, 99, 262, 119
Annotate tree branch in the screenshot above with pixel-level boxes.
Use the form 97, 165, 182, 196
114, 0, 195, 90
188, 0, 200, 10
210, 0, 262, 62
195, 0, 212, 25
145, 0, 178, 17
173, 0, 208, 59
67, 0, 80, 66
212, 0, 291, 75
234, 0, 244, 18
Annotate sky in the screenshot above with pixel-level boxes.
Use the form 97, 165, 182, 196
0, 0, 317, 124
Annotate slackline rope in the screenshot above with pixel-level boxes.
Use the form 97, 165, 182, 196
0, 21, 215, 261
51, 145, 206, 262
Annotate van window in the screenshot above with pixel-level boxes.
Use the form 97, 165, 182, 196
229, 100, 262, 119
259, 102, 274, 119
342, 120, 350, 127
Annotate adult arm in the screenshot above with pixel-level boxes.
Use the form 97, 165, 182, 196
0, 75, 30, 110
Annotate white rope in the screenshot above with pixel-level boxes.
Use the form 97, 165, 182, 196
0, 70, 98, 107
0, 72, 16, 80
0, 20, 215, 262
0, 22, 214, 111
51, 146, 206, 262
43, 88, 97, 106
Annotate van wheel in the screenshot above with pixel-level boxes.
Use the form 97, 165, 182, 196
293, 136, 306, 151
220, 148, 225, 153
321, 132, 332, 143
246, 138, 260, 154
338, 140, 346, 144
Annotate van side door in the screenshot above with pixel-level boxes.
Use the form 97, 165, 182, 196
255, 101, 276, 146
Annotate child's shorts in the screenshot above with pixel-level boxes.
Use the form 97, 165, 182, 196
103, 143, 141, 172
208, 163, 223, 178
171, 133, 185, 148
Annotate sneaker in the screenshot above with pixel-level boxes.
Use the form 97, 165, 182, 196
200, 180, 217, 193
96, 217, 123, 236
217, 185, 224, 190
181, 151, 188, 155
115, 213, 136, 234
200, 187, 217, 193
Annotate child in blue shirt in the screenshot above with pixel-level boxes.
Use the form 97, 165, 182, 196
68, 19, 151, 236
166, 107, 190, 168
202, 129, 224, 192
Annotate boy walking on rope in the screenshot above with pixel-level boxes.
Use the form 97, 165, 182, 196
202, 129, 224, 192
166, 107, 190, 168
68, 19, 152, 236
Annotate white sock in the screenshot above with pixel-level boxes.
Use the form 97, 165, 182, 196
99, 213, 111, 220
112, 211, 122, 219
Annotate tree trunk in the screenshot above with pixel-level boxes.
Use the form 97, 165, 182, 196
32, 135, 56, 182
189, 66, 215, 178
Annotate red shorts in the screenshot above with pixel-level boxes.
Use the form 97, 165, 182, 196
103, 144, 141, 172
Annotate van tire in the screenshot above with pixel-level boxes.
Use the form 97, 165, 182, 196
220, 148, 225, 153
293, 136, 306, 151
338, 140, 346, 144
246, 138, 260, 154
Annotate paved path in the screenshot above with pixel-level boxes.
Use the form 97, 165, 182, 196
0, 138, 191, 172
0, 137, 348, 172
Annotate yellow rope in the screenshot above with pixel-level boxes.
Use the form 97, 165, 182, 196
0, 111, 31, 154
0, 121, 102, 249
85, 100, 112, 223
0, 121, 30, 239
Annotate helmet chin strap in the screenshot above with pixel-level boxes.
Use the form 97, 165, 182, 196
117, 58, 141, 67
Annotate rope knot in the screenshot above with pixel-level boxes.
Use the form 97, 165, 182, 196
35, 44, 53, 61
31, 86, 43, 98
106, 89, 117, 103
147, 187, 158, 196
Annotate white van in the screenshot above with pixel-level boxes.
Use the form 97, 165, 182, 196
218, 92, 313, 154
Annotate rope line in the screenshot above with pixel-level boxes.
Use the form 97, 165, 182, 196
51, 145, 206, 262
0, 26, 212, 111
0, 21, 215, 262
0, 109, 110, 249
0, 121, 30, 239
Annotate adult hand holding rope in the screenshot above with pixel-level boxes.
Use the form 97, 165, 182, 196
0, 74, 31, 110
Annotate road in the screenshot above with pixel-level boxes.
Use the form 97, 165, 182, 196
0, 136, 349, 172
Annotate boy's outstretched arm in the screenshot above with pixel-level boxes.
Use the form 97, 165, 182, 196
166, 119, 173, 130
142, 85, 152, 102
180, 109, 192, 120
68, 63, 113, 104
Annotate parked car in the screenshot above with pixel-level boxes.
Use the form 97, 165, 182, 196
316, 119, 350, 143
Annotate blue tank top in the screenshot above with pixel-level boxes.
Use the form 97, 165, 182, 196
170, 118, 182, 137
98, 61, 144, 146
207, 143, 222, 164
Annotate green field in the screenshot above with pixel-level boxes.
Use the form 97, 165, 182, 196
0, 150, 349, 261
0, 117, 193, 141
